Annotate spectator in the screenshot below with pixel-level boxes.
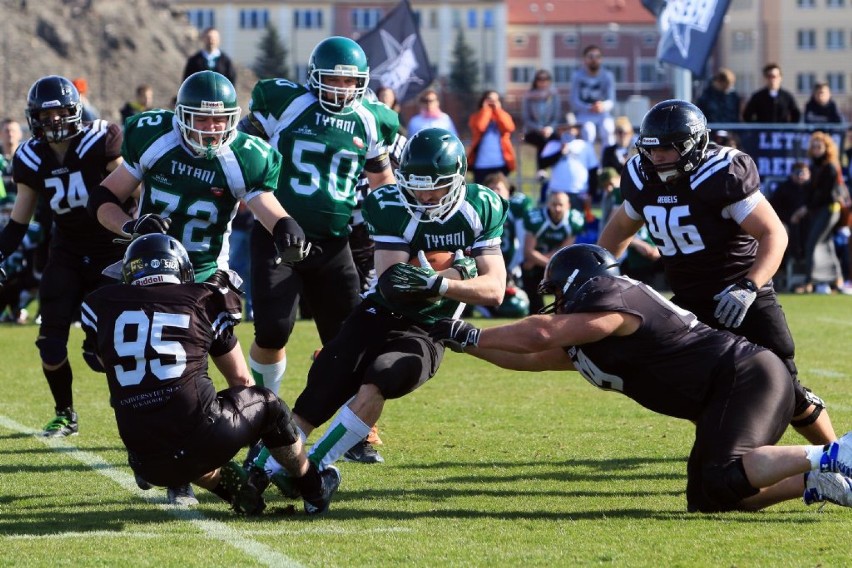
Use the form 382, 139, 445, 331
467, 90, 516, 184
0, 118, 23, 197
521, 190, 585, 313
570, 45, 616, 146
742, 64, 801, 123
376, 86, 401, 114
711, 129, 741, 149
793, 132, 844, 293
546, 119, 600, 210
72, 77, 100, 122
407, 88, 457, 138
770, 162, 811, 273
600, 116, 635, 176
803, 83, 844, 125
430, 244, 852, 514
521, 70, 562, 176
695, 68, 741, 124
597, 167, 620, 224
183, 27, 237, 86
119, 84, 154, 125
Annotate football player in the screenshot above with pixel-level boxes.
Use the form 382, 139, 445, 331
522, 190, 585, 313
597, 99, 836, 445
91, 70, 305, 285
0, 75, 130, 438
430, 244, 852, 512
80, 234, 339, 516
236, 37, 399, 412
89, 70, 304, 506
244, 129, 507, 494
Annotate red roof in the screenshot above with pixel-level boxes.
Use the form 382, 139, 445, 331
508, 0, 656, 25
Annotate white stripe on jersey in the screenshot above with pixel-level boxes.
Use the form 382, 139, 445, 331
352, 103, 383, 158
216, 145, 247, 198
625, 156, 645, 191
17, 141, 41, 172
77, 120, 108, 158
211, 311, 237, 339
372, 234, 409, 246
80, 301, 97, 333
690, 146, 739, 189
458, 200, 484, 235
264, 93, 315, 147
131, 119, 183, 178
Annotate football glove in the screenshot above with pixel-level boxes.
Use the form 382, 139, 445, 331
273, 217, 311, 264
387, 251, 449, 300
451, 249, 478, 280
429, 318, 481, 352
115, 214, 171, 244
713, 278, 758, 328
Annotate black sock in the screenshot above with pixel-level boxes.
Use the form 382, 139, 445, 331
209, 481, 233, 503
291, 461, 322, 499
44, 360, 73, 412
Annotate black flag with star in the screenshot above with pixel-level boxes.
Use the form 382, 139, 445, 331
357, 0, 434, 104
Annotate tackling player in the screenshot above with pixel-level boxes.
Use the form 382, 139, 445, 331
431, 244, 852, 513
0, 76, 130, 438
597, 99, 836, 445
245, 129, 507, 494
80, 235, 339, 516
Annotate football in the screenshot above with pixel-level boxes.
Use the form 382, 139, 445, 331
410, 250, 454, 271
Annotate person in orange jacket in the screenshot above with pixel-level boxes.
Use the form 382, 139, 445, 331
467, 90, 516, 184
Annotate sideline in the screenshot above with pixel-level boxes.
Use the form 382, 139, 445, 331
0, 415, 304, 568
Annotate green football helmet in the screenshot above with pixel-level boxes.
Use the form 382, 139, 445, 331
175, 71, 241, 159
307, 36, 370, 115
395, 128, 468, 223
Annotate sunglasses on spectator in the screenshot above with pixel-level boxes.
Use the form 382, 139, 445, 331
536, 76, 551, 81
420, 97, 437, 103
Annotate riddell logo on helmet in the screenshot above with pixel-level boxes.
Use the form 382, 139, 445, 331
689, 123, 704, 134
200, 101, 225, 111
132, 275, 165, 286
641, 137, 660, 145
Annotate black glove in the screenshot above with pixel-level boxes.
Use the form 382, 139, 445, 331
273, 217, 311, 264
429, 318, 481, 352
115, 214, 171, 244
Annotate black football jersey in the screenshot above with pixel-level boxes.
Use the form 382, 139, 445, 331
620, 144, 761, 300
563, 275, 765, 420
13, 120, 129, 259
80, 282, 242, 455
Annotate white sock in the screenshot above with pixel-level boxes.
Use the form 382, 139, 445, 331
249, 355, 287, 395
308, 405, 371, 470
805, 445, 827, 470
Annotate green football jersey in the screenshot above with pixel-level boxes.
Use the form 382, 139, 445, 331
247, 79, 399, 240
523, 205, 585, 254
122, 109, 281, 282
362, 183, 507, 325
502, 191, 533, 269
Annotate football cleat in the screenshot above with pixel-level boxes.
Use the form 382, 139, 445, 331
42, 408, 78, 437
167, 484, 199, 507
803, 471, 852, 507
220, 461, 265, 515
343, 439, 384, 464
134, 472, 153, 491
303, 466, 341, 515
270, 470, 301, 500
819, 431, 852, 477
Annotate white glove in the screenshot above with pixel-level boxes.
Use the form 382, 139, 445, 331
713, 278, 758, 328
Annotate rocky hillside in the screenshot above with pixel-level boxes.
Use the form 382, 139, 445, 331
0, 0, 256, 126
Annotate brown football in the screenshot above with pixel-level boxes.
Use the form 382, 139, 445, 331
410, 250, 454, 271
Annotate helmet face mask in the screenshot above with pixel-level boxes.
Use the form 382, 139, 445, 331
26, 75, 83, 143
538, 244, 620, 314
122, 234, 195, 286
635, 99, 709, 183
395, 128, 467, 223
176, 71, 241, 159
308, 37, 369, 115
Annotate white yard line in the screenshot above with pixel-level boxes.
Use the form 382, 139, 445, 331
0, 415, 304, 568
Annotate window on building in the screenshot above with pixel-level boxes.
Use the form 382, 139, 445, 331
483, 9, 495, 29
827, 73, 846, 93
730, 0, 754, 9
239, 9, 269, 30
796, 73, 816, 93
512, 34, 528, 48
603, 63, 626, 83
826, 0, 845, 8
797, 29, 816, 50
826, 29, 846, 49
428, 9, 439, 29
639, 62, 667, 84
731, 30, 754, 52
451, 9, 461, 29
602, 32, 618, 49
561, 32, 578, 49
187, 9, 215, 30
467, 9, 477, 29
795, 0, 816, 7
482, 63, 495, 84
554, 64, 577, 84
294, 10, 323, 30
352, 8, 382, 31
641, 32, 657, 47
510, 67, 536, 84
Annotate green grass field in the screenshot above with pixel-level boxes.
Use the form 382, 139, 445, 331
1, 293, 851, 567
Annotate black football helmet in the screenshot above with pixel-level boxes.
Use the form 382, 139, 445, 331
538, 244, 620, 314
122, 234, 194, 286
635, 99, 709, 182
26, 75, 83, 143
